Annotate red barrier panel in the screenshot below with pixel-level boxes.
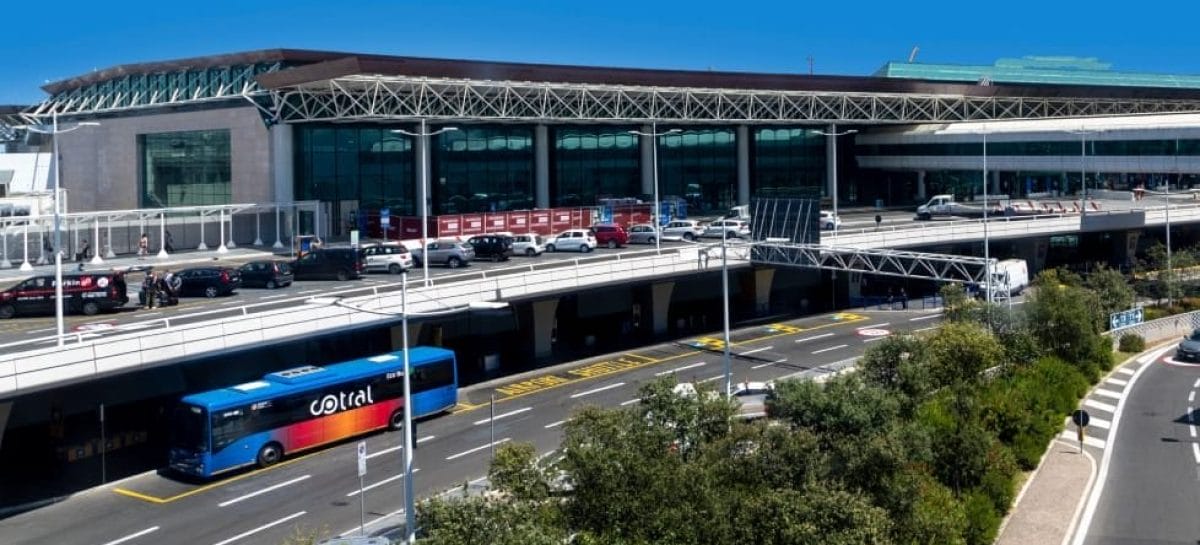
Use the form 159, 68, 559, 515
530, 210, 552, 235
507, 211, 530, 233
438, 215, 463, 238
461, 214, 485, 236
399, 217, 423, 240
485, 213, 508, 233
551, 210, 573, 233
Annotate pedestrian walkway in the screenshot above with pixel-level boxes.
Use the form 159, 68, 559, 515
0, 246, 282, 285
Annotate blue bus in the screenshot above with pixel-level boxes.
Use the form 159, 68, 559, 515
168, 347, 457, 478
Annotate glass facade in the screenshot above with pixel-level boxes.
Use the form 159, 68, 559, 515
551, 126, 640, 206
860, 139, 1200, 157
139, 130, 231, 207
657, 128, 737, 214
294, 125, 416, 233
432, 125, 534, 214
752, 127, 825, 198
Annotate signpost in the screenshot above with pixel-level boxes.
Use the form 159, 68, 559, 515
380, 208, 391, 242
1109, 307, 1144, 331
356, 441, 367, 535
1071, 409, 1090, 453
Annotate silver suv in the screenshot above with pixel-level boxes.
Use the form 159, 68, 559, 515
661, 220, 706, 241
412, 239, 475, 269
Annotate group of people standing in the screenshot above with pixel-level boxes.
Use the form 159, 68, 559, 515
141, 269, 181, 308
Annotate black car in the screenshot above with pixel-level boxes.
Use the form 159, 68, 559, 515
175, 267, 241, 298
1178, 329, 1200, 362
292, 247, 366, 281
0, 272, 128, 318
467, 235, 514, 262
238, 260, 294, 289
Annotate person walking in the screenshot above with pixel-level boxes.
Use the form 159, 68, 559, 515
138, 233, 149, 259
75, 239, 91, 262
900, 287, 908, 310
164, 230, 175, 253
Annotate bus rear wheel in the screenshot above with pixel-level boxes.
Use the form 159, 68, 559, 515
257, 442, 283, 468
389, 409, 405, 431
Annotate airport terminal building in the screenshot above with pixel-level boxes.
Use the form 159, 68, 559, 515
12, 50, 1200, 236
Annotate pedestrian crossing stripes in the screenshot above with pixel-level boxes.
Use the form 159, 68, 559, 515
1060, 430, 1107, 449
1084, 399, 1117, 413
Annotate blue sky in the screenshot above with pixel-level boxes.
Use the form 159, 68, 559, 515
3, 0, 1199, 105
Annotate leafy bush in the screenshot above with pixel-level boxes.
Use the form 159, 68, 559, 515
1118, 333, 1146, 353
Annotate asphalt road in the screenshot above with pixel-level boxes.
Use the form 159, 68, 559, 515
1082, 347, 1200, 545
0, 306, 942, 545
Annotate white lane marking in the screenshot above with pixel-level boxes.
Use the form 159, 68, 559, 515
752, 358, 788, 370
1192, 425, 1197, 438
1190, 407, 1195, 424
1059, 430, 1106, 449
1104, 377, 1128, 387
544, 420, 566, 429
856, 322, 890, 330
655, 362, 706, 376
1195, 378, 1200, 388
212, 511, 306, 545
473, 407, 532, 425
417, 435, 435, 444
738, 346, 772, 356
1194, 443, 1200, 465
1083, 399, 1117, 413
136, 312, 161, 318
795, 333, 835, 343
100, 527, 160, 545
914, 326, 938, 332
297, 289, 323, 294
1093, 389, 1123, 400
332, 284, 357, 289
863, 336, 890, 343
259, 293, 291, 299
1192, 391, 1196, 403
218, 475, 310, 507
345, 468, 420, 497
1087, 417, 1111, 430
909, 314, 941, 322
219, 300, 243, 306
698, 374, 724, 383
446, 438, 510, 461
366, 445, 401, 459
619, 398, 641, 406
812, 344, 848, 354
1117, 367, 1136, 376
570, 382, 626, 399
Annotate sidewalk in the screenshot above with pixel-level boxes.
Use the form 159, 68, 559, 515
0, 246, 282, 285
995, 440, 1094, 545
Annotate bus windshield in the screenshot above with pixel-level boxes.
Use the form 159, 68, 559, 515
169, 405, 208, 452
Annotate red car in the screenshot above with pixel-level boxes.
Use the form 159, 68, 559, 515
591, 224, 629, 249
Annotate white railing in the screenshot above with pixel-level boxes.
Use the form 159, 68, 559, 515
827, 214, 1081, 248
0, 245, 749, 397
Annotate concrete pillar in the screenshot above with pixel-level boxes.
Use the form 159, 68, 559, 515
736, 125, 751, 206
650, 281, 675, 336
269, 124, 295, 203
416, 131, 432, 216
990, 170, 1001, 196
535, 124, 550, 208
917, 170, 927, 199
825, 125, 837, 200
390, 322, 423, 351
639, 125, 654, 197
754, 268, 775, 314
532, 298, 559, 359
0, 401, 9, 449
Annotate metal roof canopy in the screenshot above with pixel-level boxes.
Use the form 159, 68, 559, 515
751, 241, 997, 285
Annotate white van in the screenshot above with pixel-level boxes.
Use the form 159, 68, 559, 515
990, 259, 1029, 297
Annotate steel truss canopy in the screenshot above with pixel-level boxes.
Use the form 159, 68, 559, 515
24, 49, 1200, 123
752, 242, 997, 285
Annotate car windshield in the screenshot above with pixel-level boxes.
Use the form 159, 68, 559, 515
169, 404, 208, 452
1190, 331, 1200, 342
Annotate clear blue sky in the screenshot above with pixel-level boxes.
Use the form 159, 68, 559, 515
3, 0, 1198, 105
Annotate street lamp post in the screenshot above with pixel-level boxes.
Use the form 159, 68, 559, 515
19, 112, 99, 346
813, 125, 858, 237
392, 122, 458, 287
1066, 128, 1102, 221
982, 128, 993, 304
721, 226, 732, 398
629, 124, 681, 252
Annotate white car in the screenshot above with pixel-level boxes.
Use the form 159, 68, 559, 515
511, 233, 546, 256
819, 211, 842, 230
702, 219, 750, 239
661, 220, 706, 241
360, 242, 413, 274
546, 229, 597, 253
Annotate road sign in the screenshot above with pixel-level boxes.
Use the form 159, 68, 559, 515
1109, 307, 1144, 330
356, 441, 367, 477
380, 208, 391, 228
1071, 409, 1090, 428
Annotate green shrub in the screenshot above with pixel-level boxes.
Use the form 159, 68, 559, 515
962, 490, 1002, 545
1118, 333, 1146, 353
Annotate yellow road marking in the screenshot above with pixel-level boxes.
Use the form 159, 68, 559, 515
112, 450, 322, 504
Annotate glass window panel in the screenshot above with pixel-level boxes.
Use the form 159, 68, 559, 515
139, 129, 232, 207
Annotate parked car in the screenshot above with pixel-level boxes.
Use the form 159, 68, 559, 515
546, 229, 597, 253
176, 267, 241, 298
238, 260, 294, 289
703, 219, 751, 239
591, 224, 629, 249
818, 211, 842, 230
413, 239, 475, 268
661, 220, 706, 241
0, 271, 128, 319
292, 247, 366, 281
361, 242, 413, 274
467, 235, 514, 262
627, 223, 658, 245
511, 233, 546, 256
1178, 329, 1200, 362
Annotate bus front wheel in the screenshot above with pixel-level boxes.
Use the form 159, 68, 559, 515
257, 442, 283, 468
389, 410, 405, 431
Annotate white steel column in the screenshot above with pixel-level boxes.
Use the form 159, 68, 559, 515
105, 218, 115, 258
90, 218, 103, 264
736, 125, 750, 206
157, 213, 168, 259
0, 223, 9, 269
535, 124, 550, 209
917, 170, 927, 199
197, 212, 208, 250
226, 210, 237, 249
639, 124, 654, 197
20, 224, 31, 271
217, 209, 228, 253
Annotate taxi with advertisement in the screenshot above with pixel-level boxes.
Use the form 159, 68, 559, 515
0, 271, 129, 318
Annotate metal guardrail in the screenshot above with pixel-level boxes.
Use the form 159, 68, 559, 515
1106, 310, 1200, 349
0, 244, 747, 397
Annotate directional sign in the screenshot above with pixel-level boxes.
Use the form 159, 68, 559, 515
1071, 409, 1090, 428
380, 208, 391, 228
356, 441, 367, 477
1109, 307, 1144, 331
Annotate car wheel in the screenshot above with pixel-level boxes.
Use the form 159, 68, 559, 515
389, 409, 405, 431
448, 257, 462, 269
0, 304, 13, 319
683, 233, 695, 241
336, 269, 350, 282
265, 280, 277, 289
648, 237, 656, 245
607, 240, 618, 249
204, 286, 219, 298
581, 245, 592, 253
256, 442, 283, 468
525, 248, 535, 256
824, 222, 834, 230
546, 244, 556, 253
81, 301, 100, 316
388, 263, 402, 275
